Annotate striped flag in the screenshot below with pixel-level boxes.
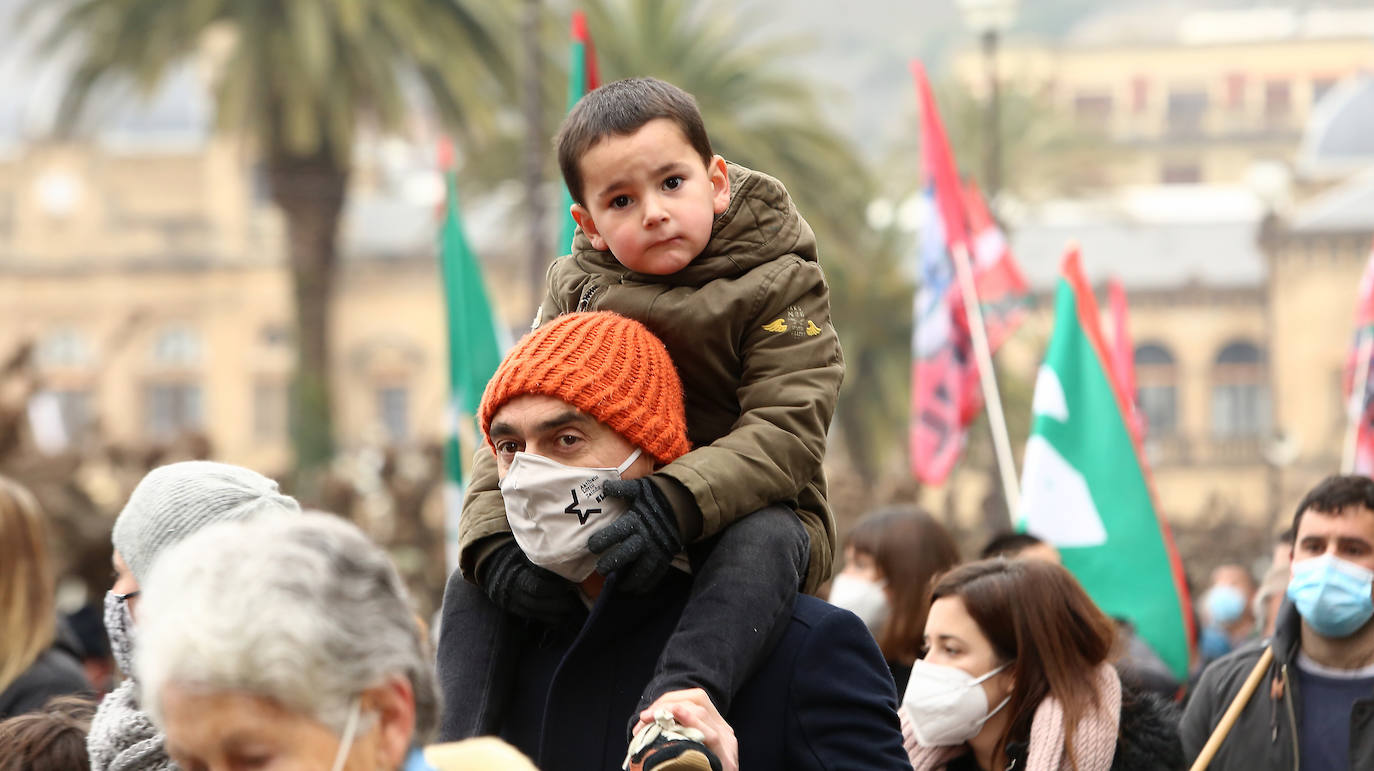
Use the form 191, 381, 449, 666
559, 10, 600, 254
437, 142, 503, 573
1018, 248, 1194, 679
1343, 240, 1374, 474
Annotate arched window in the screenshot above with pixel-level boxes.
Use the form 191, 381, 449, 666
152, 324, 202, 367
1211, 340, 1269, 438
1134, 343, 1177, 436
38, 327, 92, 368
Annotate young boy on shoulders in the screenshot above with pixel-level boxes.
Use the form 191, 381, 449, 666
456, 77, 843, 769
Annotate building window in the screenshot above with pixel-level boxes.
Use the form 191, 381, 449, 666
1211, 341, 1269, 439
1167, 89, 1209, 135
145, 382, 203, 438
1312, 77, 1338, 106
1264, 80, 1291, 126
38, 328, 92, 368
152, 325, 201, 367
253, 380, 288, 441
1073, 91, 1114, 132
1224, 73, 1246, 111
1130, 76, 1149, 114
378, 386, 409, 443
1160, 162, 1202, 185
1135, 343, 1177, 436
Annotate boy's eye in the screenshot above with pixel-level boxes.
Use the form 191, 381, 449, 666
662, 176, 683, 191
610, 195, 631, 209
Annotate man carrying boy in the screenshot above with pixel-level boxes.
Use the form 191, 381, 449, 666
451, 77, 844, 766
438, 312, 910, 770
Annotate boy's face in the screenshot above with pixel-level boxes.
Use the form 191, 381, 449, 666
570, 118, 730, 275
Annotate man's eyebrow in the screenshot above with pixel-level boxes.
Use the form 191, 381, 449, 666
535, 410, 594, 433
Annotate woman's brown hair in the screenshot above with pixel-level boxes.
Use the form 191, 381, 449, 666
0, 694, 96, 771
846, 507, 960, 665
0, 476, 56, 694
931, 558, 1116, 768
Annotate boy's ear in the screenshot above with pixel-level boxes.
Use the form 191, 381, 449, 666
709, 155, 730, 215
570, 203, 607, 251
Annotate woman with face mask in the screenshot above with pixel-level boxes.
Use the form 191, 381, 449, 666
900, 559, 1184, 771
827, 507, 959, 694
136, 511, 537, 771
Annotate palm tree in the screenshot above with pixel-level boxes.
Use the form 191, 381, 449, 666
38, 0, 510, 477
577, 0, 914, 476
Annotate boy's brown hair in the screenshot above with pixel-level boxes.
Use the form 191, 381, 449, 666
0, 695, 97, 771
555, 77, 714, 206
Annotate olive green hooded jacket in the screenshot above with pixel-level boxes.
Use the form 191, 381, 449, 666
457, 163, 842, 594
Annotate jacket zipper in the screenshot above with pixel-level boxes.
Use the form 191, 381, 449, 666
576, 284, 600, 312
1282, 664, 1300, 770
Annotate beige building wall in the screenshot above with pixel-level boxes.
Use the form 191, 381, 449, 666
953, 36, 1374, 186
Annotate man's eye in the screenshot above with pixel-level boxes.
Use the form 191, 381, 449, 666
610, 195, 631, 208
495, 441, 519, 454
663, 176, 683, 190
556, 434, 581, 447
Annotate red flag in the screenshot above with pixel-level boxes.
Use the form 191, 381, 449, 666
1107, 278, 1146, 442
1344, 240, 1374, 474
908, 62, 1028, 484
570, 10, 600, 91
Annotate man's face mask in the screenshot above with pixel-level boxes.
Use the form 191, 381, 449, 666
500, 448, 642, 581
1287, 554, 1374, 638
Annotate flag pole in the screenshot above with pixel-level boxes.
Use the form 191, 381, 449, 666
950, 239, 1020, 516
1343, 327, 1374, 473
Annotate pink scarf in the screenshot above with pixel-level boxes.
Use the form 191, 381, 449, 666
903, 663, 1122, 771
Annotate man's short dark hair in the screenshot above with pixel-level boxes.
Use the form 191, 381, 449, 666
555, 77, 714, 206
979, 531, 1046, 560
1291, 474, 1374, 536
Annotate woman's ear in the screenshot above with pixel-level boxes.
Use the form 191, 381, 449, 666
362, 676, 416, 769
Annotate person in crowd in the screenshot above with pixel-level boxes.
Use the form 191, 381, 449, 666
438, 311, 910, 771
456, 76, 845, 766
980, 529, 1178, 698
1197, 564, 1257, 662
1252, 561, 1290, 640
65, 602, 116, 695
135, 512, 447, 770
0, 694, 96, 771
902, 559, 1183, 771
1182, 475, 1374, 769
88, 461, 301, 771
979, 531, 1061, 564
0, 476, 89, 719
830, 507, 960, 694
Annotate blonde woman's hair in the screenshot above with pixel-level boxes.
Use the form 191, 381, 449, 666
0, 476, 56, 694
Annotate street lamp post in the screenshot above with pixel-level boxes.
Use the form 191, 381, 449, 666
957, 0, 1019, 201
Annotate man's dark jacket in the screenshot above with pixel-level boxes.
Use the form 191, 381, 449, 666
1181, 601, 1374, 770
437, 569, 913, 771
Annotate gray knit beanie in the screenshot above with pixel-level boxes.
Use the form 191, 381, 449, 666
112, 461, 301, 585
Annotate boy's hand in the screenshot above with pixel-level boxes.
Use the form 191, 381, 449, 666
480, 540, 586, 628
590, 478, 683, 593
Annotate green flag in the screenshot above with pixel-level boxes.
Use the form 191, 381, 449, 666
438, 169, 502, 571
1017, 248, 1194, 679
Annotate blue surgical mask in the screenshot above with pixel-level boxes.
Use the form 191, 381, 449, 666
1204, 584, 1247, 627
1287, 554, 1374, 638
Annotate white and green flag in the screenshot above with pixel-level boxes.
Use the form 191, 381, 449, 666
1017, 248, 1194, 679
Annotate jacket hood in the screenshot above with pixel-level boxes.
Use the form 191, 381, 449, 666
1270, 599, 1303, 664
569, 162, 818, 286
1110, 684, 1185, 771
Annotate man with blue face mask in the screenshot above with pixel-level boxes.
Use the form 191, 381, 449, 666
435, 311, 911, 771
1183, 475, 1374, 770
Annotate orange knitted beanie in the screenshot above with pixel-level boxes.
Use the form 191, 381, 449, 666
478, 312, 691, 464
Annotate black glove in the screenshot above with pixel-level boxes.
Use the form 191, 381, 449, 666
589, 477, 683, 593
479, 540, 585, 628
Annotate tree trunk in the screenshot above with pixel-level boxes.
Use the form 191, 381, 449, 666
269, 152, 348, 481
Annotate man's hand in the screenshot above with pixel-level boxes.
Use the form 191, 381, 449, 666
588, 478, 683, 593
479, 540, 586, 628
636, 689, 740, 771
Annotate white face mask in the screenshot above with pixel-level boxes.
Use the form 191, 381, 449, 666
902, 659, 1011, 747
828, 574, 890, 636
500, 448, 643, 582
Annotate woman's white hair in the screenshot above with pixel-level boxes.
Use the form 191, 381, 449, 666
135, 512, 439, 743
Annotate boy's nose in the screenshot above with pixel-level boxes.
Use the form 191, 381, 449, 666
641, 196, 668, 226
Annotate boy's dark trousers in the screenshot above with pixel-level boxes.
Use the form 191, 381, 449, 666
435, 504, 809, 740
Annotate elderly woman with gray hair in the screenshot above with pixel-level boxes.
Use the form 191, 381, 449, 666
90, 461, 301, 771
132, 511, 530, 771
